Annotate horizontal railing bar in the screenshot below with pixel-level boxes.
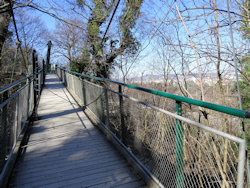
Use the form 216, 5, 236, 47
59, 67, 249, 119
0, 75, 32, 94
0, 84, 29, 109
0, 69, 43, 95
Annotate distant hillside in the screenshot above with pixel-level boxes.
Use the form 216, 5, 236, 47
124, 73, 237, 84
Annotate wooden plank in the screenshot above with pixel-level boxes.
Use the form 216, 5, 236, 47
12, 159, 125, 185
14, 156, 124, 179
14, 151, 120, 175
88, 178, 145, 188
18, 141, 112, 163
13, 164, 134, 187
59, 171, 140, 188
24, 138, 105, 152
18, 143, 113, 163
111, 180, 145, 188
15, 147, 115, 169
35, 169, 135, 188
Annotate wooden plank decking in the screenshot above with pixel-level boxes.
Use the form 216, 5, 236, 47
9, 74, 145, 188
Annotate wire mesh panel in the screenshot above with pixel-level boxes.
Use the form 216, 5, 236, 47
65, 73, 84, 104
61, 72, 105, 122
179, 121, 241, 187
74, 77, 84, 103
83, 80, 104, 122
29, 81, 34, 115
62, 70, 67, 86
109, 94, 246, 187
18, 84, 30, 134
0, 70, 44, 175
0, 83, 32, 174
0, 93, 17, 172
106, 88, 121, 138
57, 68, 61, 79
65, 72, 73, 95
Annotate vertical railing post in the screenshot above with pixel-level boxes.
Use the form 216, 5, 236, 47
42, 59, 45, 87
27, 77, 31, 118
104, 88, 110, 129
46, 40, 52, 73
32, 50, 38, 120
60, 68, 62, 80
62, 69, 64, 82
35, 55, 39, 102
38, 69, 41, 96
63, 69, 66, 86
65, 70, 68, 87
81, 78, 87, 109
119, 85, 126, 144
32, 50, 37, 108
175, 100, 184, 188
237, 140, 246, 188
55, 65, 58, 77
40, 72, 43, 95
97, 81, 104, 121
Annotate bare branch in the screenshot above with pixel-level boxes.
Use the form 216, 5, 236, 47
235, 0, 249, 14
175, 0, 205, 101
13, 3, 85, 30
181, 7, 250, 19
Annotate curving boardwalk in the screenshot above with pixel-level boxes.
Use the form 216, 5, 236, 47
9, 74, 144, 188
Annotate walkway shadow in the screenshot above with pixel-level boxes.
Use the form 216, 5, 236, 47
38, 108, 83, 120
45, 75, 58, 83
45, 83, 64, 89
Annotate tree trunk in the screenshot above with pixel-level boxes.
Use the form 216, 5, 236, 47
0, 0, 12, 69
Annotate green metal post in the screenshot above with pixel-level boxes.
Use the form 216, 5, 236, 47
42, 59, 45, 87
104, 88, 110, 129
176, 101, 184, 188
97, 81, 104, 122
81, 78, 87, 108
119, 85, 126, 144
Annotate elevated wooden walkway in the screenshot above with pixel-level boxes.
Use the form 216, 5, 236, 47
9, 74, 144, 188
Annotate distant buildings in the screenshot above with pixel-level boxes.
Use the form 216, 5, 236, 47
126, 73, 238, 86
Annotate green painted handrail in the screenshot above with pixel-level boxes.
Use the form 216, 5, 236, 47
0, 69, 44, 95
59, 67, 249, 119
0, 74, 32, 94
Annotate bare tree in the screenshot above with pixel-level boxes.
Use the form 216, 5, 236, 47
15, 9, 48, 70
52, 19, 85, 65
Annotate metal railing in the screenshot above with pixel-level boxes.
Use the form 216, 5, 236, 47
57, 67, 248, 188
0, 68, 44, 186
